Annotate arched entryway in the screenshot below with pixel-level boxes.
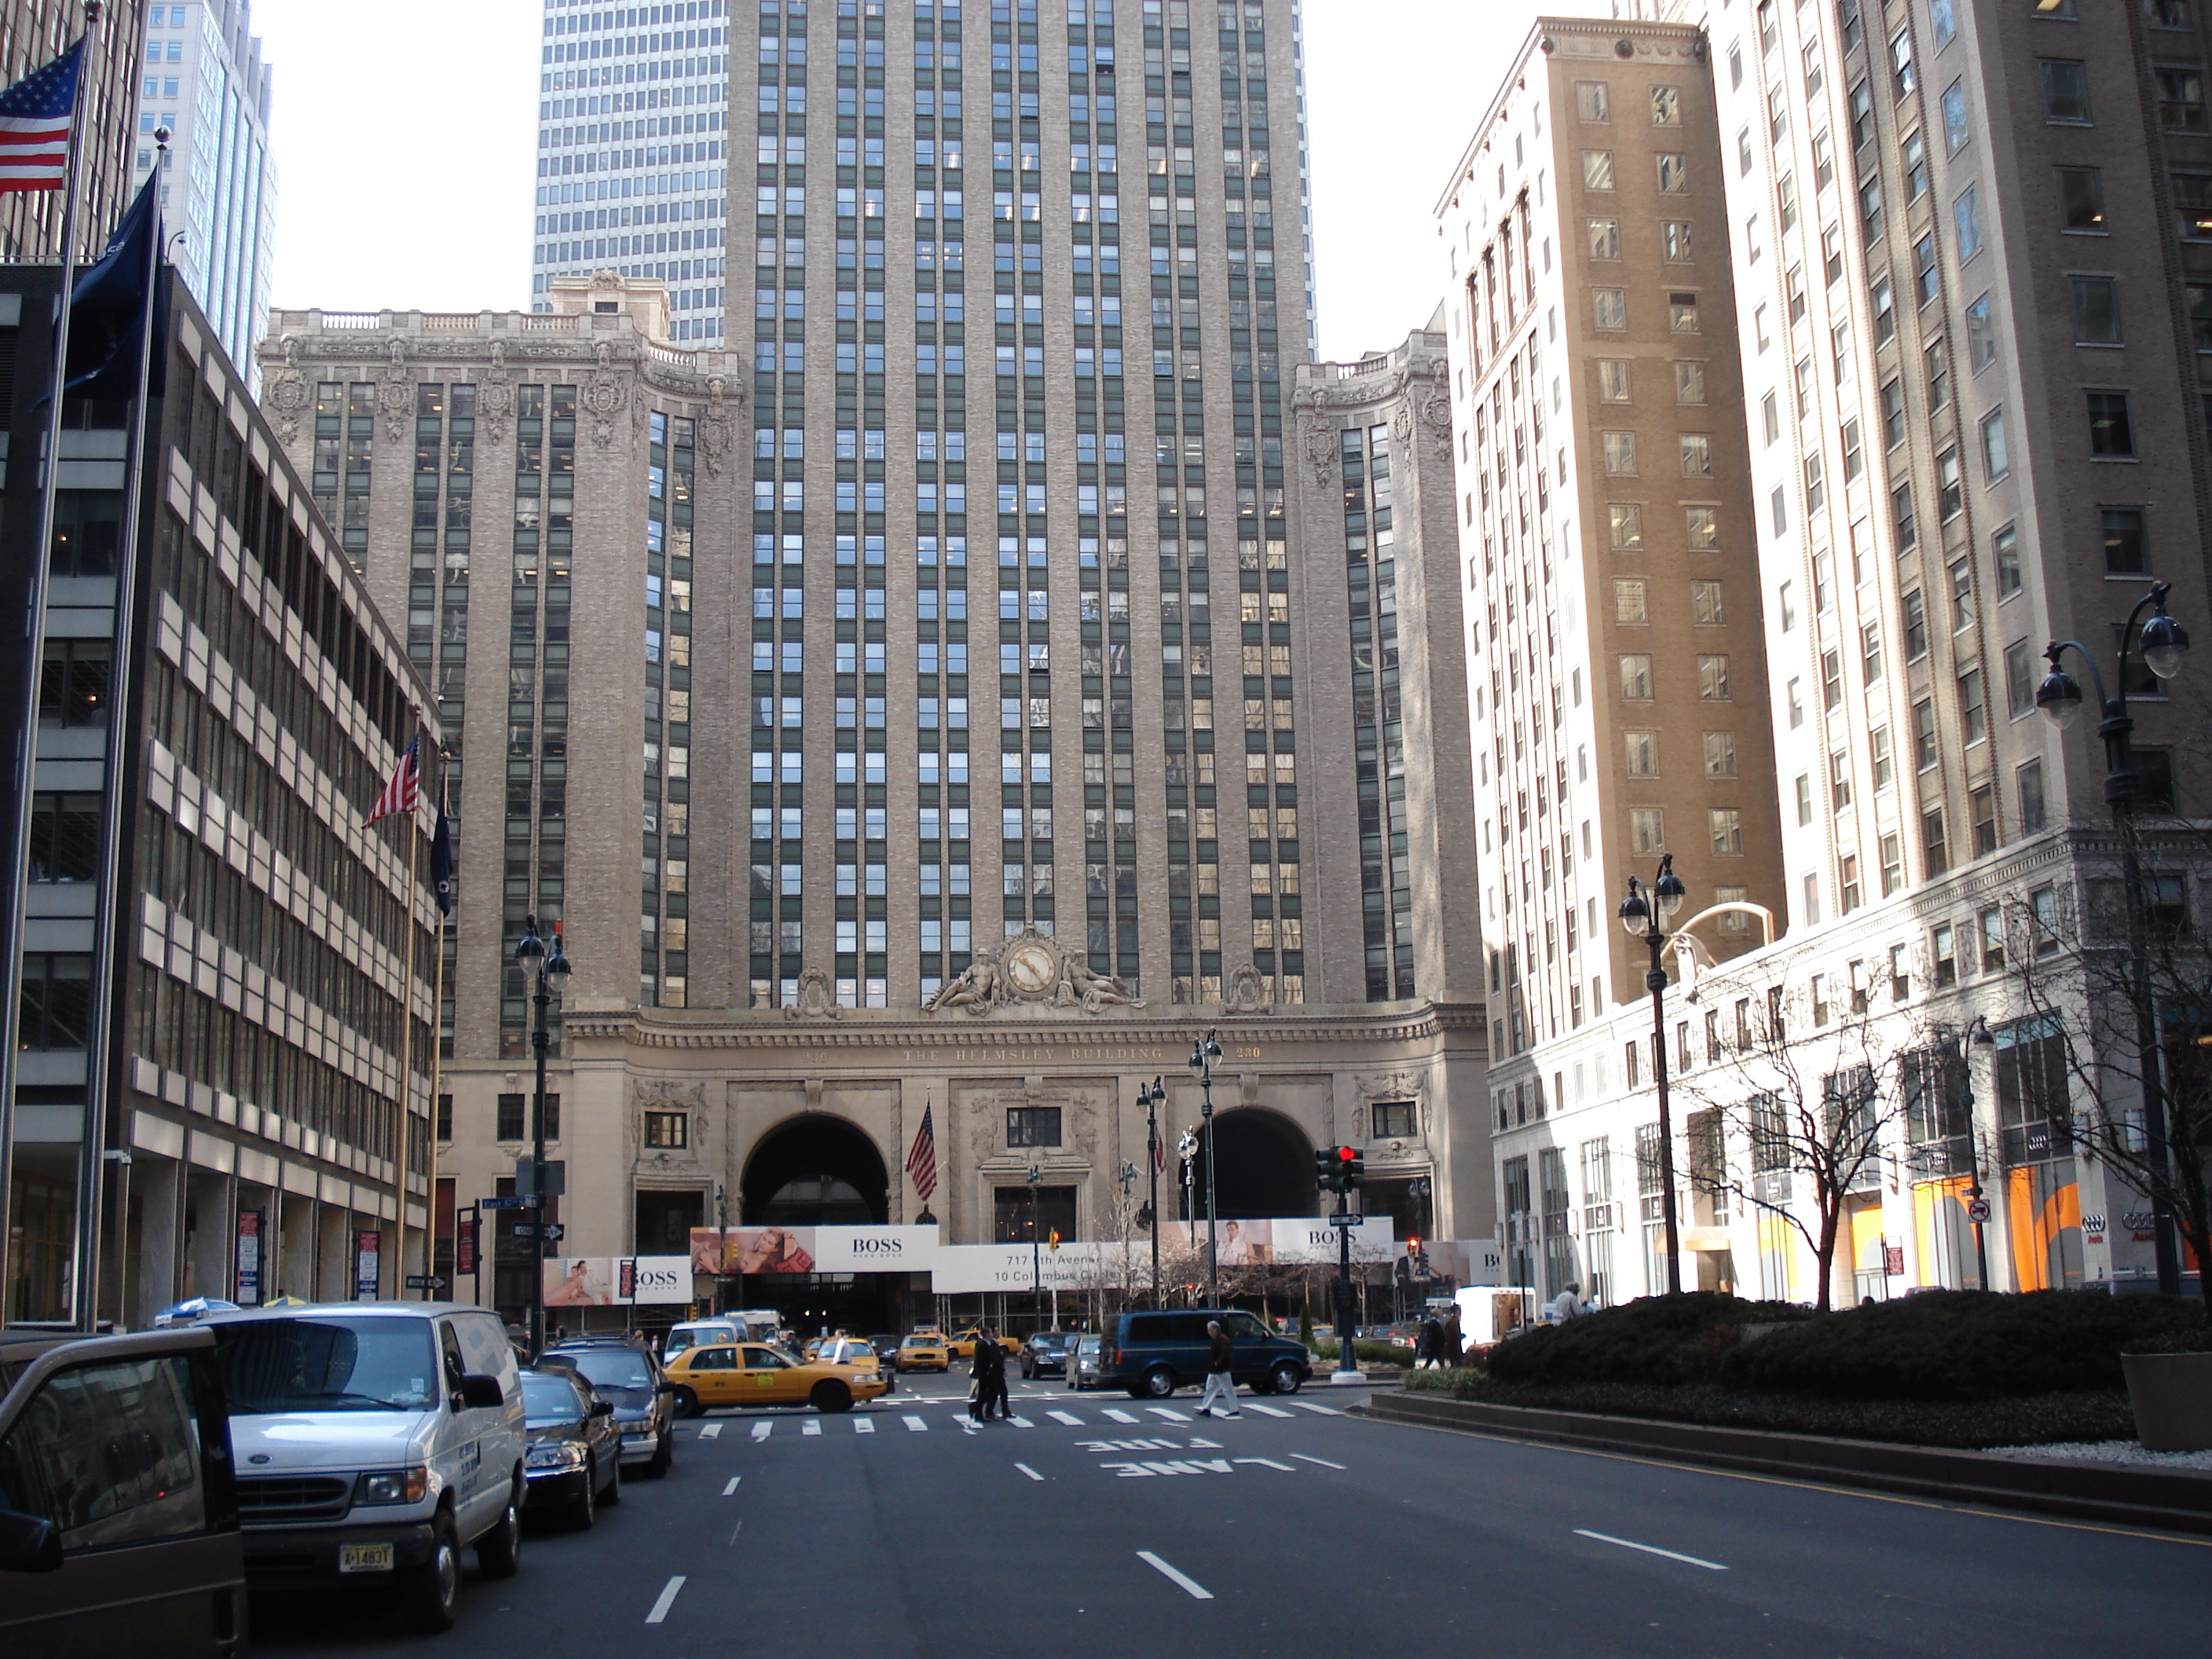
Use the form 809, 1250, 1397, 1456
1191, 1106, 1315, 1221
732, 1116, 895, 1338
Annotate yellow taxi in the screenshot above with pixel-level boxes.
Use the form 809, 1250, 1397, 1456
944, 1328, 1023, 1360
664, 1338, 889, 1415
894, 1332, 953, 1372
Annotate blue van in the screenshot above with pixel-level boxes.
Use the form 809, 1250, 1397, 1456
1099, 1309, 1311, 1399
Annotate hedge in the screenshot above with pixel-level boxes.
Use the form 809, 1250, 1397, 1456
1483, 1292, 1811, 1388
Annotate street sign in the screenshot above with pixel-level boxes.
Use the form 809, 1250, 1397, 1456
1965, 1197, 1992, 1225
513, 1222, 566, 1241
481, 1195, 537, 1210
516, 1158, 566, 1197
405, 1275, 449, 1291
1327, 1213, 1365, 1227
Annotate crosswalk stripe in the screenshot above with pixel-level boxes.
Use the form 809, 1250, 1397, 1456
1009, 1415, 1035, 1428
1047, 1410, 1086, 1426
802, 1419, 822, 1436
853, 1417, 875, 1433
1243, 1402, 1295, 1418
903, 1415, 928, 1432
699, 1423, 723, 1439
1101, 1408, 1140, 1423
1146, 1407, 1192, 1422
1291, 1401, 1341, 1415
751, 1419, 772, 1441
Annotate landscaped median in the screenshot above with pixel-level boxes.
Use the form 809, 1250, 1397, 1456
1351, 1291, 2212, 1536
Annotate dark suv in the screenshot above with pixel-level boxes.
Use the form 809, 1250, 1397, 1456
1099, 1309, 1311, 1399
538, 1339, 675, 1478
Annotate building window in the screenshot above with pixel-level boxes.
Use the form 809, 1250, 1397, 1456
2019, 760, 2048, 834
1954, 185, 1983, 259
1872, 727, 1894, 792
1007, 1106, 1064, 1148
1796, 773, 1814, 825
16, 953, 90, 1049
1373, 1101, 1418, 1140
2088, 391, 2136, 456
1675, 361, 1707, 405
1982, 410, 2010, 482
1615, 579, 1649, 624
1925, 808, 1951, 877
1576, 82, 1611, 122
1652, 86, 1682, 126
2041, 59, 2092, 123
437, 1096, 453, 1142
1915, 699, 1939, 770
1943, 79, 1971, 154
1705, 731, 1737, 778
1609, 504, 1644, 549
1680, 434, 1714, 477
1840, 855, 1862, 914
1787, 677, 1804, 728
1881, 833, 1906, 898
1582, 149, 1616, 190
1692, 580, 1725, 625
1657, 153, 1688, 192
497, 1093, 526, 1141
1619, 655, 1654, 700
2057, 165, 2106, 231
1697, 655, 1731, 700
644, 1111, 690, 1149
1932, 924, 1957, 987
1631, 808, 1665, 855
1685, 506, 1718, 550
2071, 276, 2121, 346
2103, 506, 2148, 573
1602, 431, 1637, 474
1711, 808, 1744, 856
1668, 293, 1700, 332
2177, 172, 2212, 240
1972, 783, 1999, 856
1598, 360, 1632, 402
2159, 67, 2210, 133
2005, 639, 2037, 720
1625, 731, 1660, 775
1967, 295, 1997, 372
1959, 666, 1987, 745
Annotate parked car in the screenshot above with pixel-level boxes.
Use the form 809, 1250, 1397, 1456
1020, 1331, 1075, 1379
663, 1341, 890, 1415
0, 1324, 246, 1656
205, 1302, 525, 1633
662, 1320, 746, 1364
538, 1339, 675, 1478
895, 1333, 952, 1372
1096, 1309, 1312, 1400
518, 1368, 622, 1529
1065, 1332, 1104, 1391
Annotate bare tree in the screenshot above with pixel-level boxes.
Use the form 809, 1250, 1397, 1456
1675, 983, 1927, 1312
2003, 830, 2212, 1319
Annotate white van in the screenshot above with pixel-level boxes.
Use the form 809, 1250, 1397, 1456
205, 1302, 526, 1634
662, 1318, 745, 1362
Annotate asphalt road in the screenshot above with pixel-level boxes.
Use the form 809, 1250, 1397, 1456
253, 1374, 2212, 1657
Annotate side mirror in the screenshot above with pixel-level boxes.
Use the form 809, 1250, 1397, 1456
0, 1510, 62, 1573
457, 1374, 506, 1410
590, 1399, 615, 1418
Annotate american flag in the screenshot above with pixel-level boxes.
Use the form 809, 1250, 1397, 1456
904, 1102, 939, 1202
0, 43, 82, 196
367, 737, 422, 826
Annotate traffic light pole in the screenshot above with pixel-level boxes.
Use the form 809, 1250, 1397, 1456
1331, 1178, 1360, 1384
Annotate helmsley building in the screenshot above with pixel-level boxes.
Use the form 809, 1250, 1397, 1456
258, 0, 1488, 1331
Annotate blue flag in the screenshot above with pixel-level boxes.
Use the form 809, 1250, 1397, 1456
63, 171, 168, 401
430, 802, 455, 917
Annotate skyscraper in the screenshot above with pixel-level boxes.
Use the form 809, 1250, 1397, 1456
263, 0, 1490, 1335
531, 0, 734, 344
0, 0, 147, 264
131, 2, 276, 380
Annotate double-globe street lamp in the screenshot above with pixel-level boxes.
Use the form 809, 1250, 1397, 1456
2035, 583, 2192, 1296
1137, 1076, 1166, 1306
1189, 1028, 1224, 1304
514, 917, 573, 1357
1619, 855, 1688, 1297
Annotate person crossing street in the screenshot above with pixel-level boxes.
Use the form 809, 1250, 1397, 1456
1195, 1319, 1240, 1417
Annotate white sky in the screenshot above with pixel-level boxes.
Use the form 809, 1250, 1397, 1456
252, 0, 1613, 352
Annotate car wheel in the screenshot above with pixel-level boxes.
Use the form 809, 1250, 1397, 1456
1141, 1366, 1176, 1398
599, 1448, 622, 1506
810, 1379, 853, 1414
672, 1385, 701, 1419
647, 1431, 674, 1479
400, 1511, 462, 1633
474, 1482, 522, 1579
568, 1467, 598, 1531
1270, 1361, 1305, 1396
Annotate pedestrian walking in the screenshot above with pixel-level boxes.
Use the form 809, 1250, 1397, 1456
983, 1325, 1013, 1419
1440, 1307, 1463, 1366
1416, 1313, 1446, 1369
969, 1327, 994, 1422
1194, 1319, 1240, 1417
1547, 1281, 1588, 1323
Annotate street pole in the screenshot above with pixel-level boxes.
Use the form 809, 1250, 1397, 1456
2038, 591, 2192, 1297
1189, 1029, 1221, 1303
1332, 1179, 1358, 1382
1028, 1163, 1042, 1330
515, 917, 572, 1358
1621, 856, 1686, 1296
1142, 1077, 1163, 1307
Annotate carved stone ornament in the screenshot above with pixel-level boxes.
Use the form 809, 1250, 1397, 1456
378, 340, 413, 443
785, 965, 843, 1019
697, 376, 734, 478
1303, 422, 1338, 487
923, 928, 1144, 1016
584, 368, 628, 449
1223, 963, 1273, 1015
1390, 403, 1414, 450
478, 379, 515, 445
264, 369, 309, 447
1356, 1069, 1426, 1102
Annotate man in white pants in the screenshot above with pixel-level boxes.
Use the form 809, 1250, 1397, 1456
1195, 1319, 1240, 1417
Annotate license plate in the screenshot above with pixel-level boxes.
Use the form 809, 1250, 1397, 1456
338, 1542, 394, 1574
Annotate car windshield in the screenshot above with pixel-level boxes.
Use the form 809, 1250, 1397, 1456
522, 1374, 584, 1426
211, 1317, 438, 1415
900, 1335, 938, 1348
558, 1349, 654, 1390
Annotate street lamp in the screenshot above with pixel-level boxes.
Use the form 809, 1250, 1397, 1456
1619, 854, 1686, 1296
2037, 583, 2192, 1296
1961, 1016, 1995, 1293
515, 915, 573, 1357
1188, 1028, 1223, 1303
1177, 1129, 1199, 1251
1138, 1076, 1166, 1306
1027, 1163, 1042, 1326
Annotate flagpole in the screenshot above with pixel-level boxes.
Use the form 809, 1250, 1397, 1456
0, 5, 103, 1325
396, 746, 422, 1299
68, 122, 164, 1332
425, 764, 450, 1297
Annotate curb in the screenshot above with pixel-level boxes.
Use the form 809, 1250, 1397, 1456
1356, 1390, 2212, 1537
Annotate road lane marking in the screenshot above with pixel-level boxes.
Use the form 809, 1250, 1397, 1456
1291, 1453, 1346, 1470
644, 1577, 687, 1624
1146, 1407, 1192, 1421
1235, 1457, 1297, 1471
1102, 1408, 1140, 1423
1137, 1551, 1214, 1600
903, 1415, 928, 1431
721, 1477, 742, 1495
1243, 1403, 1295, 1418
853, 1417, 875, 1433
1009, 1415, 1035, 1427
1016, 1463, 1045, 1481
750, 1420, 772, 1442
802, 1419, 822, 1436
698, 1423, 722, 1439
1291, 1401, 1341, 1415
1048, 1410, 1086, 1426
1573, 1529, 1729, 1571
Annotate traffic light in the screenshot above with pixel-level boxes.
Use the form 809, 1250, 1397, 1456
1335, 1145, 1364, 1190
1313, 1147, 1340, 1193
